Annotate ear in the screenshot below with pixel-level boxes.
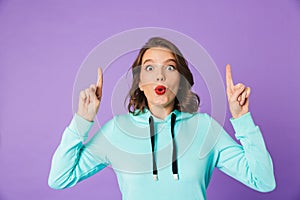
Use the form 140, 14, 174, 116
139, 82, 144, 91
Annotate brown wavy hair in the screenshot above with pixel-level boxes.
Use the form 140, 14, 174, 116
127, 37, 200, 115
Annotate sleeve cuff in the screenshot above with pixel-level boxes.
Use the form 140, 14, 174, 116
230, 112, 257, 133
68, 114, 94, 140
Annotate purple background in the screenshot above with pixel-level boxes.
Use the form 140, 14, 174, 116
1, 0, 299, 199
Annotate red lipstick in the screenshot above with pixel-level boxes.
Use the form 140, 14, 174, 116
155, 85, 166, 95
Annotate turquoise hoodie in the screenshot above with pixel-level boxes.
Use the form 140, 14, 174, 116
48, 109, 276, 200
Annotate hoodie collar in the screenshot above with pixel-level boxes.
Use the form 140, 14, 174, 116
130, 108, 194, 125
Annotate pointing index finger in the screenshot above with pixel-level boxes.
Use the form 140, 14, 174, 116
96, 67, 103, 99
226, 64, 234, 90
97, 67, 103, 88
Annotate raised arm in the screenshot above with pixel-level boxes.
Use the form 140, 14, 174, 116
48, 67, 109, 189
212, 64, 276, 192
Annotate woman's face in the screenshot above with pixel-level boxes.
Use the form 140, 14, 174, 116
139, 47, 180, 109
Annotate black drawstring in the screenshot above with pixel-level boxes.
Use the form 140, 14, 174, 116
171, 113, 179, 180
149, 113, 179, 181
149, 116, 158, 180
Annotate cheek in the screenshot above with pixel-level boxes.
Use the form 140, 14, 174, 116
139, 72, 156, 91
143, 85, 154, 97
141, 86, 155, 103
140, 71, 154, 84
168, 74, 181, 93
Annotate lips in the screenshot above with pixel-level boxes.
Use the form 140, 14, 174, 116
155, 85, 166, 95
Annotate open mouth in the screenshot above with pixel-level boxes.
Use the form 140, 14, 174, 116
155, 85, 166, 95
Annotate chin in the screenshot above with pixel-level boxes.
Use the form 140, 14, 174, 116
151, 97, 175, 107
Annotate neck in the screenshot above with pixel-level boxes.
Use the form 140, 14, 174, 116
148, 102, 174, 120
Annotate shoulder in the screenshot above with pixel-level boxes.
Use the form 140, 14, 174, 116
180, 111, 214, 125
192, 113, 228, 158
101, 112, 152, 139
101, 113, 132, 128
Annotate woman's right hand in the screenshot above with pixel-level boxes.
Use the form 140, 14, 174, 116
77, 68, 103, 122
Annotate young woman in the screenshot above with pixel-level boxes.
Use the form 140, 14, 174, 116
48, 37, 276, 200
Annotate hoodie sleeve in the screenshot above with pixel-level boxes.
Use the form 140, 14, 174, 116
48, 114, 112, 189
213, 112, 276, 192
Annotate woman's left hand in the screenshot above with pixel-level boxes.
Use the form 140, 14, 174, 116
226, 64, 251, 119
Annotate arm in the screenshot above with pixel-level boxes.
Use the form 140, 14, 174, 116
48, 67, 107, 189
214, 112, 276, 192
48, 114, 109, 189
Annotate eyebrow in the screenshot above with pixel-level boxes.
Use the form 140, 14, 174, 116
142, 58, 177, 65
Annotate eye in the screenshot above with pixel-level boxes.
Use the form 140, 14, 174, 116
166, 65, 176, 71
145, 65, 154, 71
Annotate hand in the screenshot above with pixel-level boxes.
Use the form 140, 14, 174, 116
226, 64, 251, 119
77, 68, 103, 122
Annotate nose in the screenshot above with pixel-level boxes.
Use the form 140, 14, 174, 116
156, 68, 165, 82
156, 77, 164, 81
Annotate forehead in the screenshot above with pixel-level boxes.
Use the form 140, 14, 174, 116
142, 47, 175, 63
